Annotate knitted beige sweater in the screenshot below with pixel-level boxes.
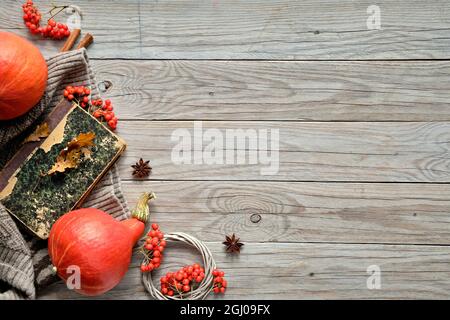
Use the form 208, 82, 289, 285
0, 49, 129, 299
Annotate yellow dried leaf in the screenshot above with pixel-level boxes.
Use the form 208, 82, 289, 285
68, 132, 96, 149
60, 132, 96, 158
47, 132, 96, 175
47, 154, 78, 175
24, 123, 50, 143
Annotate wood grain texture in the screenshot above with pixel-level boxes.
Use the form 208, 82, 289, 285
0, 0, 141, 59
38, 242, 450, 299
3, 0, 450, 301
92, 60, 450, 121
119, 181, 450, 245
116, 121, 450, 182
2, 0, 450, 59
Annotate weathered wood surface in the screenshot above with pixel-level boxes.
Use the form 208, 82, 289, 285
38, 243, 450, 299
117, 181, 450, 245
2, 0, 450, 59
91, 60, 450, 122
2, 0, 450, 300
115, 121, 450, 182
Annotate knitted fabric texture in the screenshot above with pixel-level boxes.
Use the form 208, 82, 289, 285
0, 49, 129, 299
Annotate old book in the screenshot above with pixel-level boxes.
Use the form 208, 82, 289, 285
0, 99, 126, 239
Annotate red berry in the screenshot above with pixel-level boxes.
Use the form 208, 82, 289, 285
161, 287, 168, 295
152, 223, 159, 230
182, 285, 190, 292
93, 111, 102, 118
152, 257, 160, 264
213, 287, 220, 293
160, 240, 167, 247
220, 287, 226, 293
67, 94, 74, 101
108, 120, 116, 129
168, 290, 174, 296
153, 250, 161, 257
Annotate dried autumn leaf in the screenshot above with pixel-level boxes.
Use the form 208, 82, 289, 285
61, 132, 96, 158
47, 132, 96, 175
24, 123, 50, 143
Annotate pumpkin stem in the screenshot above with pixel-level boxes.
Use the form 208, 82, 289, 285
131, 192, 156, 223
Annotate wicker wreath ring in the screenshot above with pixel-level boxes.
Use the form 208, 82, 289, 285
141, 232, 216, 300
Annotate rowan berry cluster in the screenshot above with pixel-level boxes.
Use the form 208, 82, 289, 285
140, 224, 166, 272
212, 269, 227, 294
158, 265, 227, 297
22, 1, 70, 40
63, 85, 119, 130
160, 263, 206, 296
92, 99, 118, 130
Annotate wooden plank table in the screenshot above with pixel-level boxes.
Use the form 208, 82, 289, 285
2, 0, 450, 299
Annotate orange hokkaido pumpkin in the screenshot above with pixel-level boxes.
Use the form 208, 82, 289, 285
0, 31, 47, 120
48, 193, 155, 296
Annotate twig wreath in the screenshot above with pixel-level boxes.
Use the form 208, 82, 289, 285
141, 232, 219, 300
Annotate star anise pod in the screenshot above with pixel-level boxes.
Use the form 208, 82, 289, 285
131, 158, 152, 178
223, 233, 244, 253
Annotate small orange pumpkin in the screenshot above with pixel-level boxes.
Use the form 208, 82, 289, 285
0, 31, 47, 120
48, 193, 154, 296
